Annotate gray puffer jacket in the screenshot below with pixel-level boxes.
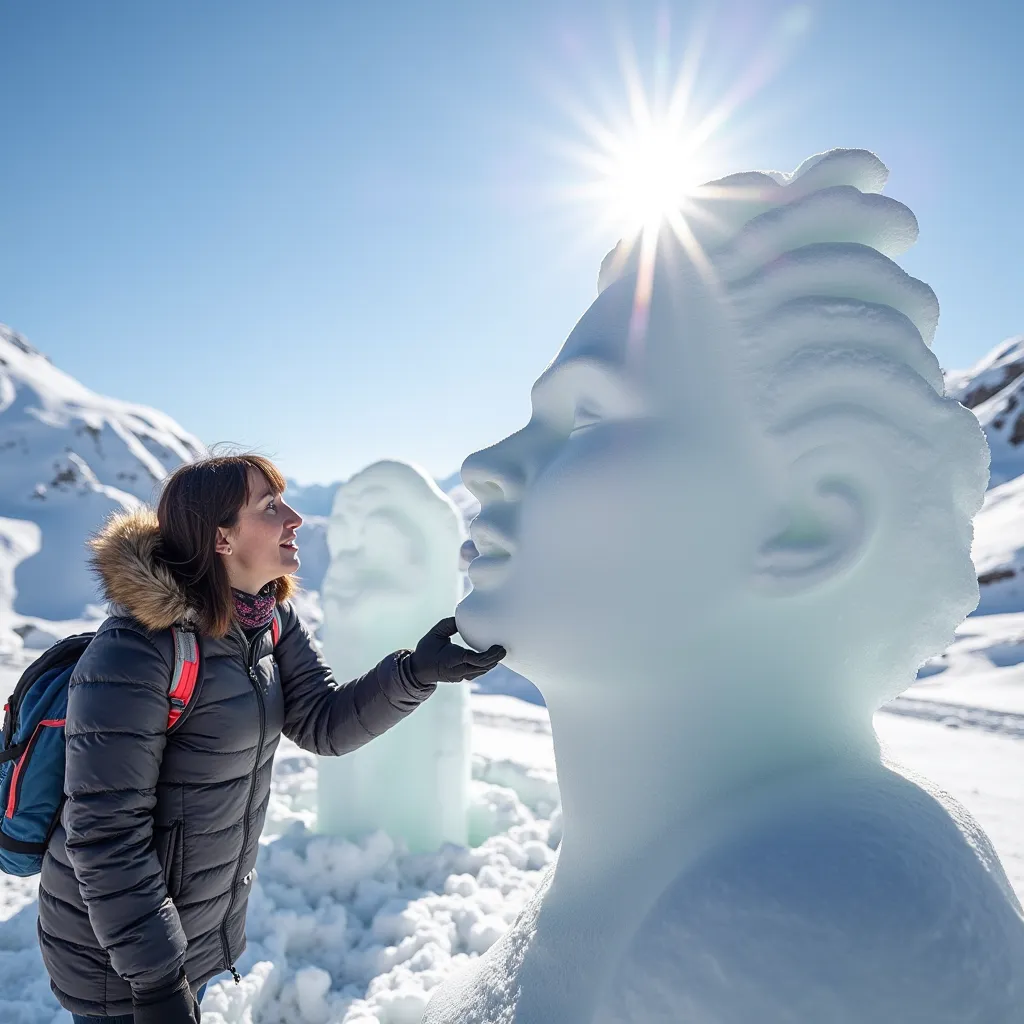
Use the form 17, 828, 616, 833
37, 509, 436, 1017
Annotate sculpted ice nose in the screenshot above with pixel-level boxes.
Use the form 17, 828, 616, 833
461, 447, 526, 506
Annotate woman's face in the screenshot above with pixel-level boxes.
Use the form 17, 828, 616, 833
217, 469, 304, 594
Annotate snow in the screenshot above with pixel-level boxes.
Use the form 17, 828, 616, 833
0, 325, 205, 620
0, 517, 41, 655
969, 474, 1024, 613
318, 462, 471, 852
0, 678, 563, 1024
907, 611, 1024, 713
948, 339, 1024, 613
434, 149, 1020, 1022
946, 336, 1024, 487
0, 679, 1020, 1024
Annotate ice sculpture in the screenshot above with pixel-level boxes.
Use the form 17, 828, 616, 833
425, 150, 1024, 1023
317, 460, 470, 852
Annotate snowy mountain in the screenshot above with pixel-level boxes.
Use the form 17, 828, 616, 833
945, 336, 1024, 487
0, 325, 206, 622
941, 337, 1024, 612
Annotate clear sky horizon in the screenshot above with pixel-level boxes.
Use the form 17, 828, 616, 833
2, 1, 1021, 484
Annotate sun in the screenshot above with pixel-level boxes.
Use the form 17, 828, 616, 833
599, 122, 705, 237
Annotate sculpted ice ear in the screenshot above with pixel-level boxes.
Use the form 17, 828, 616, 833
753, 454, 870, 593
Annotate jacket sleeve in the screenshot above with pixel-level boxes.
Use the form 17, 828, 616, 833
62, 624, 187, 995
275, 601, 436, 756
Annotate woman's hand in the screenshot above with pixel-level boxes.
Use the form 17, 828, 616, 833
408, 617, 506, 684
132, 970, 201, 1024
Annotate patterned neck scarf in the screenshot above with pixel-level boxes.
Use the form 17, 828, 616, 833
232, 584, 277, 630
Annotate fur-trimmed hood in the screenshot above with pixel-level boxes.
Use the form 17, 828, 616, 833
89, 508, 193, 630
88, 507, 293, 632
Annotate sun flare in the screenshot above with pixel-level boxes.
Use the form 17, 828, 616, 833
599, 122, 707, 237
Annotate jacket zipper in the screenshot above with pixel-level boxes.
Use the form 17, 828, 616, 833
220, 621, 271, 984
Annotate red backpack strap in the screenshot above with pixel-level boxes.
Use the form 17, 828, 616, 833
271, 607, 282, 647
168, 627, 200, 730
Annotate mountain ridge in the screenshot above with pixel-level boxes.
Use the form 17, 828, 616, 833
0, 324, 206, 620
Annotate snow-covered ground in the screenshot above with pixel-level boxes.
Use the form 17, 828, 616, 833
0, 654, 1020, 1024
906, 611, 1024, 713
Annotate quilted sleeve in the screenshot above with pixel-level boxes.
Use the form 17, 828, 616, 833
275, 601, 436, 756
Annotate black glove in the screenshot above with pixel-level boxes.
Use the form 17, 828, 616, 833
133, 969, 201, 1024
408, 617, 506, 684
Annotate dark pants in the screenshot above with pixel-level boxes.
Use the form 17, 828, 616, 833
71, 983, 207, 1024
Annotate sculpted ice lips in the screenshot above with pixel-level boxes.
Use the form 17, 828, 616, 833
429, 150, 1022, 1024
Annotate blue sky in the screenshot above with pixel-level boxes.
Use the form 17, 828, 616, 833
2, 1, 1021, 484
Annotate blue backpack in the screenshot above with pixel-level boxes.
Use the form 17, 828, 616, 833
0, 609, 284, 877
0, 623, 204, 876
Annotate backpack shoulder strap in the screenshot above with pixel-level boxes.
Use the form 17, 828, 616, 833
167, 627, 200, 731
165, 612, 277, 733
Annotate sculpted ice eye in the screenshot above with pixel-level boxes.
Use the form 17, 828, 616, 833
427, 149, 1023, 1024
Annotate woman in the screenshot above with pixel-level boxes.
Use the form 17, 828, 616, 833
35, 454, 504, 1024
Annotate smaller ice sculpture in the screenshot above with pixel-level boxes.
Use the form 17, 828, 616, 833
424, 150, 1024, 1024
317, 461, 470, 852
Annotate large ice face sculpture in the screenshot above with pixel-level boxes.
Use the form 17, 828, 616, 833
317, 460, 470, 851
425, 151, 1024, 1024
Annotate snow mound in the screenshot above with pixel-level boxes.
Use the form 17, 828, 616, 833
0, 518, 41, 655
198, 740, 558, 1024
221, 823, 553, 1024
0, 325, 206, 619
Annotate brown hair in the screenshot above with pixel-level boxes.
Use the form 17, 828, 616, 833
156, 453, 296, 638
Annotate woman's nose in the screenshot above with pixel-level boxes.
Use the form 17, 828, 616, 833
285, 504, 303, 529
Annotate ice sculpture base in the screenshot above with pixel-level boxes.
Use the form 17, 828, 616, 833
424, 761, 1024, 1024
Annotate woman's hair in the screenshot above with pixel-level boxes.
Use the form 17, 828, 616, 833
157, 453, 295, 638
